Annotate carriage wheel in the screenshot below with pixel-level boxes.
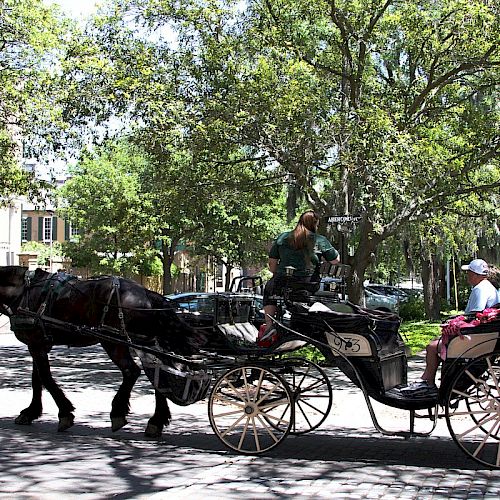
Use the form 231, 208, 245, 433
445, 352, 500, 469
277, 358, 332, 434
208, 365, 294, 454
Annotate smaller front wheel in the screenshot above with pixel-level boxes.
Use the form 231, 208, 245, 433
208, 365, 294, 454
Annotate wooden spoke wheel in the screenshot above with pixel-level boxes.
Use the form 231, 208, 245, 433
278, 358, 332, 434
208, 365, 294, 454
445, 352, 500, 469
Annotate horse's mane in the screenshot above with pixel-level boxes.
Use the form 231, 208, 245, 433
33, 268, 51, 281
0, 266, 28, 284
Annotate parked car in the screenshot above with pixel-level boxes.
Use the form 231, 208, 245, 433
362, 288, 399, 313
166, 292, 265, 329
365, 284, 410, 302
319, 279, 399, 313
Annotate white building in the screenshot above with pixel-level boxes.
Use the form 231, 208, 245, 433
0, 159, 69, 268
0, 200, 22, 266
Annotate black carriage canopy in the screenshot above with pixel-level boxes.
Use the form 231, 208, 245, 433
290, 301, 402, 349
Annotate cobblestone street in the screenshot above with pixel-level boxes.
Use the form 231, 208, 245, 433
1, 322, 499, 499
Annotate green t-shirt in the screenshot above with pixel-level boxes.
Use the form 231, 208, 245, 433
269, 231, 339, 277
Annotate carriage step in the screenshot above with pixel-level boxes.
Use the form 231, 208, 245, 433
382, 386, 438, 410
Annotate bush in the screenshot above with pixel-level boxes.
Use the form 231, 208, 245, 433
285, 346, 326, 364
399, 296, 426, 321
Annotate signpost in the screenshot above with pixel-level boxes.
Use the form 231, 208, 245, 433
325, 215, 362, 264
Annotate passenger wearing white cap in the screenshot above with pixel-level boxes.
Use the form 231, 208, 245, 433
401, 258, 498, 396
461, 259, 498, 313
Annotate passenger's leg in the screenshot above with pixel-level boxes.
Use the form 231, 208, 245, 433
264, 305, 277, 328
421, 339, 440, 386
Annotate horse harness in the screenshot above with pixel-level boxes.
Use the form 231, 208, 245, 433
10, 271, 132, 343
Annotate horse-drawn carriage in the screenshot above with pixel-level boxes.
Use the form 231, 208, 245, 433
1, 265, 499, 469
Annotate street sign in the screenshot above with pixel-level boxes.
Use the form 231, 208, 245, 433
326, 215, 362, 224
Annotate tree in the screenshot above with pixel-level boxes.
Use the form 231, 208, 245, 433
232, 0, 500, 307
192, 180, 287, 290
58, 0, 286, 292
119, 0, 499, 309
56, 0, 499, 310
57, 141, 156, 275
0, 0, 69, 203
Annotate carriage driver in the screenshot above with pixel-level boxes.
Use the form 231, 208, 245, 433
402, 258, 499, 396
262, 210, 340, 340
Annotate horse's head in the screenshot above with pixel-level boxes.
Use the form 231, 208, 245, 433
0, 266, 28, 316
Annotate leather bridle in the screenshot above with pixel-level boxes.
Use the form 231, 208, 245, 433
0, 269, 36, 318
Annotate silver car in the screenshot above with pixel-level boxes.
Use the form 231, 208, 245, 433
362, 288, 399, 313
319, 278, 399, 313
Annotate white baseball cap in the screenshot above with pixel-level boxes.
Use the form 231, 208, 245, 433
461, 258, 489, 276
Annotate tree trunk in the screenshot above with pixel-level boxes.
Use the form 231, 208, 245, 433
161, 239, 177, 295
286, 183, 300, 223
348, 252, 372, 305
224, 263, 233, 291
347, 224, 380, 305
420, 252, 442, 321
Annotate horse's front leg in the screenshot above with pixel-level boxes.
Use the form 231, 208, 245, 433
28, 346, 75, 431
145, 389, 171, 438
15, 363, 43, 425
101, 342, 141, 432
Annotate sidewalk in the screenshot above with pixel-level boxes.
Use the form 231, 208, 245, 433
0, 314, 12, 335
0, 330, 499, 499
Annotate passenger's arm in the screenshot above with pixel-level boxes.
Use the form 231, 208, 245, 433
464, 287, 483, 313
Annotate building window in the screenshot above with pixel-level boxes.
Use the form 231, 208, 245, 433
21, 217, 28, 242
43, 217, 53, 242
69, 223, 79, 240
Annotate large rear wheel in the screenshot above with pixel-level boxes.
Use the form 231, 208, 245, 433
445, 352, 500, 469
208, 365, 294, 454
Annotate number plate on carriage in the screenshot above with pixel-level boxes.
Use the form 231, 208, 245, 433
325, 332, 372, 356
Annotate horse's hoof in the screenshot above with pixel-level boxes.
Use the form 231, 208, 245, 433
111, 416, 127, 432
144, 423, 162, 438
58, 414, 74, 432
15, 414, 33, 425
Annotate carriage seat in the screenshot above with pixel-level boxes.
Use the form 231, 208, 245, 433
217, 321, 306, 353
446, 321, 500, 359
290, 300, 403, 359
218, 322, 258, 347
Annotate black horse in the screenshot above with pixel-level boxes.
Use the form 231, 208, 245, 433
0, 266, 204, 436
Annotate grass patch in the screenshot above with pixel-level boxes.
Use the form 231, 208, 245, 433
285, 320, 442, 363
399, 321, 440, 355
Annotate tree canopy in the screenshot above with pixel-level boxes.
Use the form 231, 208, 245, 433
47, 0, 500, 307
0, 0, 69, 203
57, 141, 156, 275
